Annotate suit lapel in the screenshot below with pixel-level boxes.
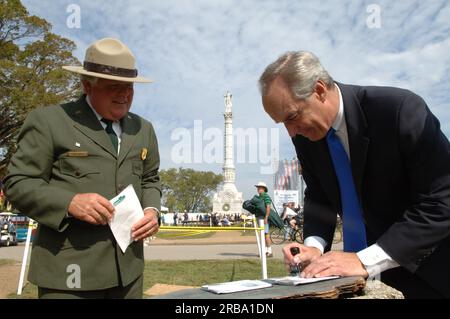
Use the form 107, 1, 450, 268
68, 96, 118, 158
337, 83, 369, 200
118, 112, 140, 165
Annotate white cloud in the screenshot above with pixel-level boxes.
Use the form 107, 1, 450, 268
22, 0, 450, 199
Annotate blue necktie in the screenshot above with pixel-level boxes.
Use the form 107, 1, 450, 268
327, 128, 367, 252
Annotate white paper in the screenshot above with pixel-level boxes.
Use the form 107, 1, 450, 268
269, 275, 340, 286
109, 184, 144, 253
202, 280, 272, 294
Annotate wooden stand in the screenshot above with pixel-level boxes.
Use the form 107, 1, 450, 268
153, 276, 366, 299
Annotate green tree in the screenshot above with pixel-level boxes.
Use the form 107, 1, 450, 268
0, 0, 81, 177
160, 168, 223, 214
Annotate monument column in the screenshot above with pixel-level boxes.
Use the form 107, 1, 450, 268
223, 91, 235, 185
212, 91, 243, 214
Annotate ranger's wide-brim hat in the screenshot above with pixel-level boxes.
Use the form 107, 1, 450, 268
63, 38, 153, 83
255, 182, 268, 192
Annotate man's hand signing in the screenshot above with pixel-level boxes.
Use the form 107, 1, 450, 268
283, 242, 322, 272
300, 251, 369, 278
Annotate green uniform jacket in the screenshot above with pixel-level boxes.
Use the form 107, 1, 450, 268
4, 95, 161, 291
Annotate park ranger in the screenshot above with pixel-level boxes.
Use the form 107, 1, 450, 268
4, 38, 161, 298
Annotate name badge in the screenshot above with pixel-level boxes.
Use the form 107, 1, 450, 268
67, 151, 89, 157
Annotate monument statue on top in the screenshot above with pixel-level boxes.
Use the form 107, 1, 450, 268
212, 91, 243, 215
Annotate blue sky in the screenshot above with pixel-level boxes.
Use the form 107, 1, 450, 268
22, 0, 450, 199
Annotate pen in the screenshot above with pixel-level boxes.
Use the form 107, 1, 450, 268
290, 247, 300, 277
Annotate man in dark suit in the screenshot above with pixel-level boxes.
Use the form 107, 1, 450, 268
259, 51, 450, 298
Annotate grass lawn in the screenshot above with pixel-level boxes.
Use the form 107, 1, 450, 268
9, 259, 286, 299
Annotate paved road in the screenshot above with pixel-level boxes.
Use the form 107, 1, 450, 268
0, 245, 25, 262
144, 244, 284, 260
0, 241, 343, 262
0, 243, 284, 261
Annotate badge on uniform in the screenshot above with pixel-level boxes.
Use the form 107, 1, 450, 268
141, 148, 148, 161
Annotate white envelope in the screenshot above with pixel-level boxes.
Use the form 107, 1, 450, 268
109, 184, 144, 253
202, 280, 272, 294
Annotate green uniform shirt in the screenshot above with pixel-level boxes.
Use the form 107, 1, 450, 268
4, 95, 161, 291
259, 192, 272, 207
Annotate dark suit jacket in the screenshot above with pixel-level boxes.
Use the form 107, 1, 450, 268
4, 95, 161, 290
293, 83, 450, 297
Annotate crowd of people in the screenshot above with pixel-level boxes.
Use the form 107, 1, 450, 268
166, 204, 304, 230
169, 211, 246, 227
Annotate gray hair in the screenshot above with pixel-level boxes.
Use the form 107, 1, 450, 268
80, 75, 98, 93
259, 51, 334, 100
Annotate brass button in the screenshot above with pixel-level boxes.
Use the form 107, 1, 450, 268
75, 170, 81, 177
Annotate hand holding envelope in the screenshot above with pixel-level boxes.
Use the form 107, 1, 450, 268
131, 209, 159, 242
109, 185, 145, 253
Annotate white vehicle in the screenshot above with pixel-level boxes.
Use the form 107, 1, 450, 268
0, 212, 18, 247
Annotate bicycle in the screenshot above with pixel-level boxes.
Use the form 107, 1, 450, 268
270, 223, 303, 245
271, 215, 342, 245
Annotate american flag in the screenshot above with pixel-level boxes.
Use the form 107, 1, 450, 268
274, 158, 300, 190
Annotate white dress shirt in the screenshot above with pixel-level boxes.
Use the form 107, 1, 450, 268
85, 96, 159, 216
86, 96, 122, 153
303, 84, 400, 278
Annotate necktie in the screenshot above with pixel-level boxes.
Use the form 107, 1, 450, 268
326, 128, 367, 252
101, 119, 118, 153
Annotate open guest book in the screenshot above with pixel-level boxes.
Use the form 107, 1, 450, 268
268, 275, 340, 286
201, 276, 340, 294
